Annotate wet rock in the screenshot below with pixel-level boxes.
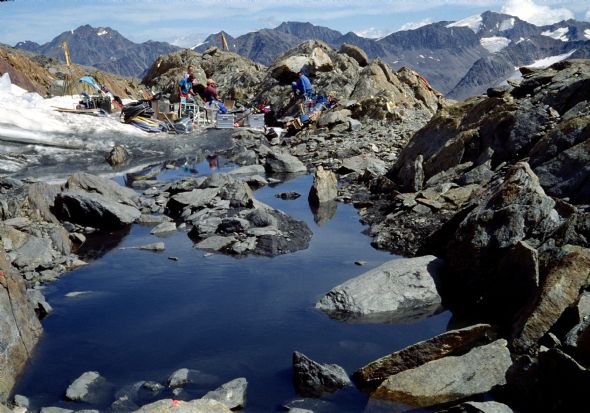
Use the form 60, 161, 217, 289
54, 191, 141, 229
276, 191, 301, 200
202, 377, 248, 410
371, 339, 512, 408
40, 408, 74, 413
106, 145, 129, 166
65, 371, 106, 403
353, 324, 494, 392
438, 400, 515, 413
138, 214, 172, 224
292, 351, 351, 397
63, 172, 138, 207
138, 242, 166, 252
195, 236, 236, 252
308, 166, 337, 206
227, 164, 266, 177
132, 398, 232, 413
167, 188, 220, 212
316, 255, 445, 323
150, 222, 177, 235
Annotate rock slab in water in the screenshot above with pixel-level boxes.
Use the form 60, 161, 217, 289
292, 351, 351, 397
54, 191, 141, 229
65, 371, 103, 402
316, 255, 445, 323
371, 339, 512, 408
202, 377, 248, 410
353, 324, 494, 392
132, 398, 232, 413
308, 166, 337, 206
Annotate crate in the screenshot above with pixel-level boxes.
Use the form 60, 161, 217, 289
216, 113, 235, 129
247, 114, 265, 130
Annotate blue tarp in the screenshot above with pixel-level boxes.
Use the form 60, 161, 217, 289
79, 76, 101, 90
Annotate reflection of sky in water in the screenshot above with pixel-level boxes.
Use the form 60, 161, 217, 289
14, 163, 450, 412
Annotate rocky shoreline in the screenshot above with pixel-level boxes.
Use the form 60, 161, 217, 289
1, 42, 589, 412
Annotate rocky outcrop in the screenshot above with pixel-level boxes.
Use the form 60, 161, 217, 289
0, 246, 42, 402
142, 48, 265, 102
388, 60, 590, 205
316, 255, 445, 323
255, 41, 442, 119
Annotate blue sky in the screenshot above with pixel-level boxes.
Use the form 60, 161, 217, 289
0, 0, 589, 47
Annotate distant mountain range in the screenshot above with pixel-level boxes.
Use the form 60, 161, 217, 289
194, 14, 590, 99
15, 25, 179, 78
14, 14, 590, 99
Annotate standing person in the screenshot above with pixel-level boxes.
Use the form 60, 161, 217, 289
291, 70, 313, 99
183, 65, 194, 80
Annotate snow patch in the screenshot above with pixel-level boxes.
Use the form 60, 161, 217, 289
499, 18, 515, 31
0, 72, 143, 155
446, 15, 483, 33
524, 49, 576, 69
585, 29, 590, 40
541, 27, 569, 42
97, 29, 108, 36
480, 37, 511, 53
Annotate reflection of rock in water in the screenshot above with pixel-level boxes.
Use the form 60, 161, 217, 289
310, 200, 337, 226
76, 227, 130, 261
320, 302, 445, 325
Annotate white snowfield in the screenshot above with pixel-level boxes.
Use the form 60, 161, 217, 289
480, 36, 511, 53
0, 72, 145, 149
446, 15, 483, 33
541, 27, 569, 42
525, 49, 577, 68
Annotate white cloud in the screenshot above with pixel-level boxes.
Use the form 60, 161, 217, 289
501, 0, 574, 26
399, 18, 433, 31
355, 27, 392, 39
586, 9, 590, 21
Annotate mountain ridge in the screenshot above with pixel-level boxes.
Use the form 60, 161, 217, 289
12, 13, 590, 98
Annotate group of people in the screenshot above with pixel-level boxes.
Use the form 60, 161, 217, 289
177, 65, 227, 115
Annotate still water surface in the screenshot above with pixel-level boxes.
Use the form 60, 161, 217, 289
14, 159, 451, 412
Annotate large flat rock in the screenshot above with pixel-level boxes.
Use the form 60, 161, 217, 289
372, 339, 512, 408
316, 255, 445, 323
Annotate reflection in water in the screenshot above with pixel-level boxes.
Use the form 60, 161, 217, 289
310, 200, 338, 226
207, 154, 219, 173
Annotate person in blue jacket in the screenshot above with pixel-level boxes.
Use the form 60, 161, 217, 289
291, 71, 314, 99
